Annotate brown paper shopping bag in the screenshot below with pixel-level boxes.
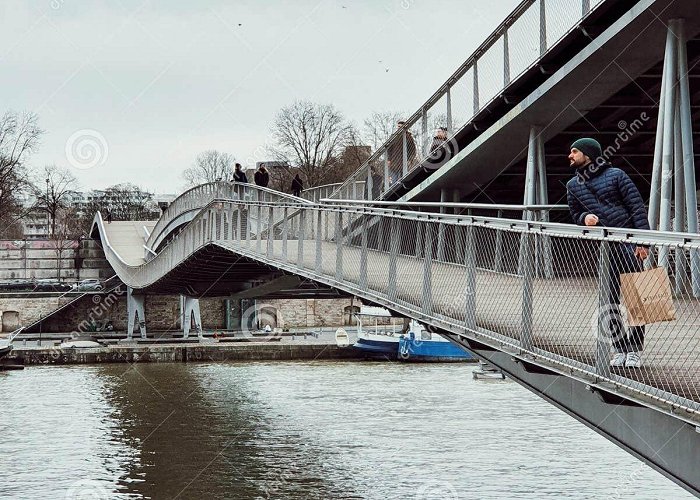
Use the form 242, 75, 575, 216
620, 267, 677, 327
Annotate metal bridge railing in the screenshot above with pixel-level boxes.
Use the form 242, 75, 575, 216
99, 197, 700, 423
146, 182, 309, 253
328, 0, 607, 202
301, 182, 366, 203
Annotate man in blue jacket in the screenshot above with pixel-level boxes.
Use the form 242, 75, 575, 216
566, 138, 650, 368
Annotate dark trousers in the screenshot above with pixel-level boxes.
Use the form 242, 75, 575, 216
608, 243, 645, 353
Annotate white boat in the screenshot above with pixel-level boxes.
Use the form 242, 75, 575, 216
59, 340, 103, 349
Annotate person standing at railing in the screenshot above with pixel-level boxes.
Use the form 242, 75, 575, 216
566, 137, 650, 369
232, 163, 248, 183
291, 173, 303, 197
254, 164, 270, 188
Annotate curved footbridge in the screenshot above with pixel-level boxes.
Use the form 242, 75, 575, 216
92, 182, 700, 495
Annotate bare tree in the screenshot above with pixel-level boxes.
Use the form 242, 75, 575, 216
269, 100, 356, 188
182, 150, 235, 187
362, 111, 406, 150
33, 164, 79, 237
50, 206, 81, 282
0, 111, 43, 237
78, 183, 160, 234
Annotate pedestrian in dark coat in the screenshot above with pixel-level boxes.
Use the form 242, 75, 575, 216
566, 137, 650, 368
291, 174, 303, 197
254, 165, 269, 188
232, 163, 248, 183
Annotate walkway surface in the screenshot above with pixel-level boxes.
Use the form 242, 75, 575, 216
103, 221, 157, 266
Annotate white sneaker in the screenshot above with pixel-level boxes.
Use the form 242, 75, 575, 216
610, 352, 626, 367
625, 352, 642, 368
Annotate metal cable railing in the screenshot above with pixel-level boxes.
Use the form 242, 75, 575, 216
328, 0, 607, 202
97, 197, 700, 423
146, 182, 310, 253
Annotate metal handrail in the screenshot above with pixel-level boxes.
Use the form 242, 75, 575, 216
321, 198, 569, 211
328, 0, 608, 201
146, 182, 311, 252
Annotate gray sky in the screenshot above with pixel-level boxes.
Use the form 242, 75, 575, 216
1, 0, 519, 194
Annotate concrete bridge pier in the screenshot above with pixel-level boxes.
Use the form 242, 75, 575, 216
126, 287, 146, 340
180, 295, 202, 339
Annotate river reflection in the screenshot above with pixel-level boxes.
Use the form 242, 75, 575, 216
0, 362, 692, 499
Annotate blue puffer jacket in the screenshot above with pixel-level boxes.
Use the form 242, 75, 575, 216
566, 163, 650, 231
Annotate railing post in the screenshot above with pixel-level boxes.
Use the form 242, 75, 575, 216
421, 107, 428, 156
494, 210, 504, 272
503, 28, 510, 86
539, 0, 547, 55
422, 223, 434, 316
267, 206, 274, 258
282, 207, 288, 263
297, 210, 305, 269
219, 208, 225, 240
256, 204, 263, 254
415, 216, 424, 258
367, 168, 373, 201
360, 215, 368, 291
245, 205, 251, 247
316, 209, 323, 273
473, 60, 479, 116
437, 189, 447, 261
520, 230, 534, 351
464, 224, 477, 329
388, 217, 398, 301
402, 130, 408, 176
335, 211, 344, 281
237, 207, 242, 245
384, 148, 390, 193
446, 87, 453, 136
596, 240, 612, 377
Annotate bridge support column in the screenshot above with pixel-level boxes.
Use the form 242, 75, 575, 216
437, 188, 448, 261
518, 125, 552, 278
649, 19, 700, 296
181, 295, 202, 339
126, 287, 146, 340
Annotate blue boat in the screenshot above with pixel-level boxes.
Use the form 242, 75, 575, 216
397, 320, 475, 362
351, 306, 402, 360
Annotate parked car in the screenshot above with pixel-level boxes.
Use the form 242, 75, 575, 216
77, 279, 103, 291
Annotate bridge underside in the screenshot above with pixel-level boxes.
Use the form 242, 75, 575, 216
131, 244, 349, 300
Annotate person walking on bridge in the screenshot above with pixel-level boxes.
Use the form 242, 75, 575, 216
254, 164, 270, 188
290, 173, 303, 197
232, 163, 248, 183
566, 138, 650, 369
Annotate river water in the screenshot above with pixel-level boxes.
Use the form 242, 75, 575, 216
0, 361, 692, 499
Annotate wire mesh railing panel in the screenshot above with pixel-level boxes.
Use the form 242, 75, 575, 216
449, 66, 475, 132
504, 2, 540, 84
530, 235, 600, 366
545, 0, 582, 48
477, 40, 505, 109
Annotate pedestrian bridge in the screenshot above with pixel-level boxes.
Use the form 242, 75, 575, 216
92, 182, 700, 496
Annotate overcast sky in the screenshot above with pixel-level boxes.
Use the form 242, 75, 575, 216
1, 0, 519, 194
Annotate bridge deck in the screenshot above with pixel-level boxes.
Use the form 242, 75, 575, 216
219, 238, 700, 403
102, 221, 156, 266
